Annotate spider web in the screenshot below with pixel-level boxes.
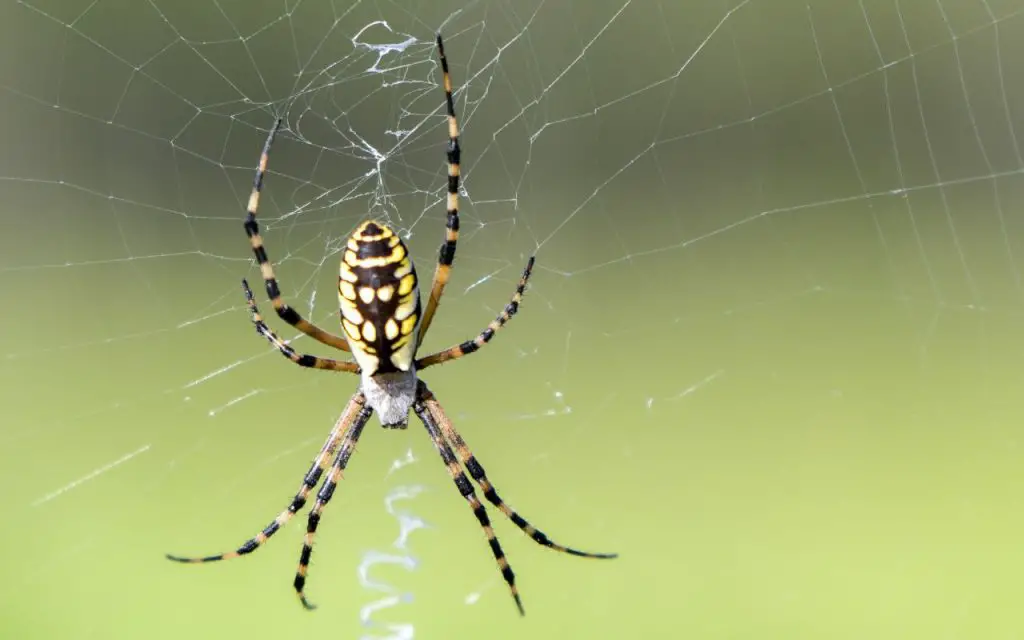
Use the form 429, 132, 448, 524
4, 0, 1024, 638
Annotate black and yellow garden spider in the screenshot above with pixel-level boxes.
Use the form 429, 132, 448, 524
166, 34, 616, 614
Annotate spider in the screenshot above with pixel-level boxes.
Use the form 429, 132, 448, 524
166, 33, 617, 614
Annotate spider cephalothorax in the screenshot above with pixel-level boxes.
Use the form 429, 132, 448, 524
166, 33, 616, 615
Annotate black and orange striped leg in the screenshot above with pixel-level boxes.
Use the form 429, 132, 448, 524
294, 399, 373, 610
419, 33, 463, 340
416, 256, 534, 370
165, 395, 367, 566
413, 386, 524, 616
420, 386, 617, 560
242, 117, 352, 352
242, 279, 359, 373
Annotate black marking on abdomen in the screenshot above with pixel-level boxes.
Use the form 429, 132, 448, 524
357, 237, 397, 259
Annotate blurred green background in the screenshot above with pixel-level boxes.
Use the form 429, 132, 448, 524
3, 0, 1024, 637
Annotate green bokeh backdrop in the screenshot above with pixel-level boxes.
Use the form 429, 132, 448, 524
3, 1, 1024, 638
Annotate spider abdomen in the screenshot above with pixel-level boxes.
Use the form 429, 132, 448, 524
338, 220, 422, 375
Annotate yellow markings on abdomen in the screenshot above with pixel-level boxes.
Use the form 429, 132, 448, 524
361, 322, 377, 342
339, 280, 356, 301
398, 273, 415, 296
401, 315, 417, 336
342, 318, 363, 343
337, 219, 421, 375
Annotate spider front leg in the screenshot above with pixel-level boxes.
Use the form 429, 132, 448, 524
293, 400, 373, 610
419, 383, 617, 560
242, 279, 359, 373
165, 394, 367, 566
412, 389, 524, 615
243, 117, 352, 352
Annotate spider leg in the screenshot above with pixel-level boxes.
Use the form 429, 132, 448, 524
293, 399, 373, 610
243, 279, 359, 373
413, 388, 525, 616
165, 394, 366, 565
243, 117, 352, 352
419, 384, 616, 560
416, 256, 534, 370
418, 33, 462, 342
